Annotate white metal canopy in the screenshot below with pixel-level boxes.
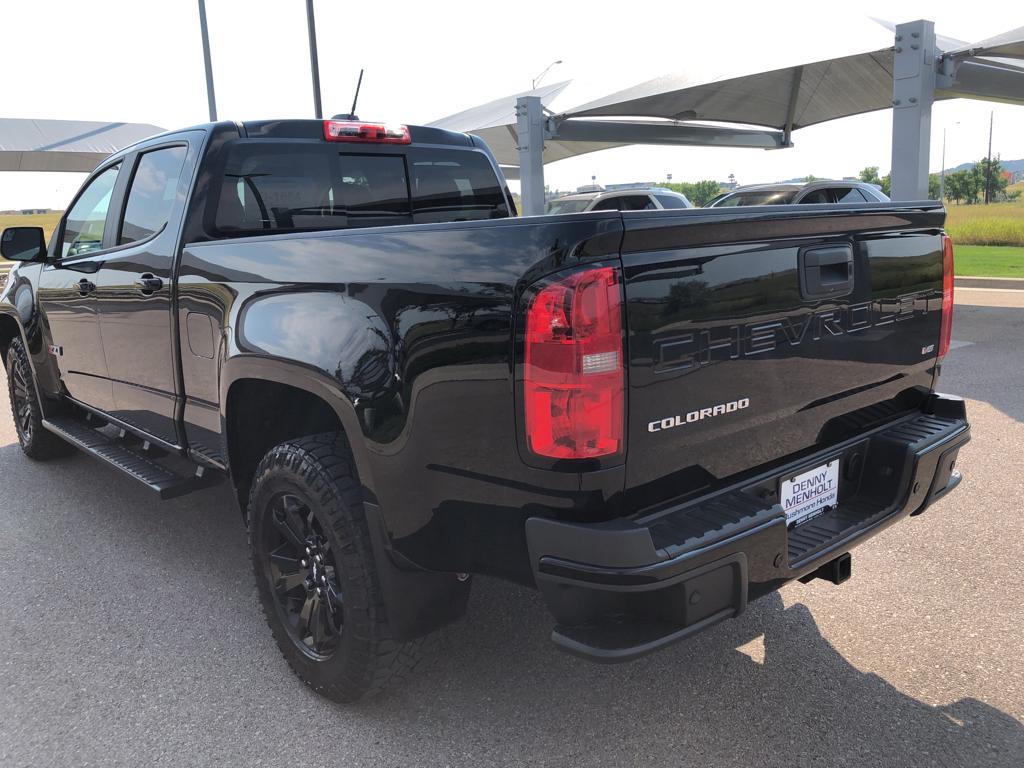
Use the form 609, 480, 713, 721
566, 49, 897, 133
430, 19, 1024, 213
0, 118, 164, 173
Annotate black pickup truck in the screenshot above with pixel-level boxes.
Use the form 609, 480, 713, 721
0, 118, 969, 702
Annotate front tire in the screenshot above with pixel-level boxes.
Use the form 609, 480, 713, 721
247, 432, 422, 702
5, 337, 70, 460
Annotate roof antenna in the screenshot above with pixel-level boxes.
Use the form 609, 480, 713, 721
332, 69, 364, 120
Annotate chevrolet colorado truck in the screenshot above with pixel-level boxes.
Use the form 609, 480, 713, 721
0, 118, 969, 702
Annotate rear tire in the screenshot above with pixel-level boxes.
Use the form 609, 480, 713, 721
5, 337, 71, 460
247, 432, 423, 702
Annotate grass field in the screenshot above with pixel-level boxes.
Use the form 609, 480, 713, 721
954, 244, 1024, 278
945, 184, 1024, 247
0, 212, 63, 244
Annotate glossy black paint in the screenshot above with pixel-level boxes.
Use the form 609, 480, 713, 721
0, 119, 957, 601
617, 205, 946, 511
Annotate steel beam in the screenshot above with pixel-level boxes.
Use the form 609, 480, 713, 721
554, 119, 785, 149
890, 19, 937, 200
937, 59, 1024, 106
515, 96, 549, 216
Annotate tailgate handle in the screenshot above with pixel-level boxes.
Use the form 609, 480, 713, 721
799, 245, 854, 299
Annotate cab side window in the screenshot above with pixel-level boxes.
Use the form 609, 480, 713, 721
60, 164, 120, 258
119, 146, 188, 245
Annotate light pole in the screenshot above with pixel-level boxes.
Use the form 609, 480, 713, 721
939, 121, 959, 202
984, 110, 994, 205
197, 0, 217, 121
306, 0, 323, 119
532, 60, 562, 90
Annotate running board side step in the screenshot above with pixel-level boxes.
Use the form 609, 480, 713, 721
42, 416, 223, 500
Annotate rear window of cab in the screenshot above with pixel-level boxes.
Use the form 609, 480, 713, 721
211, 142, 510, 235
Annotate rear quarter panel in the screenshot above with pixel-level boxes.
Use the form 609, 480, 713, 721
177, 214, 623, 581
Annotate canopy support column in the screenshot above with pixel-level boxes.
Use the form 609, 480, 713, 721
516, 96, 549, 216
890, 19, 936, 200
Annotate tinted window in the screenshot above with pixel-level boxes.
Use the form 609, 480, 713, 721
212, 143, 507, 236
215, 144, 409, 234
618, 195, 657, 211
591, 197, 623, 211
798, 190, 830, 204
546, 198, 592, 214
592, 195, 655, 212
61, 164, 120, 258
655, 193, 690, 209
410, 149, 509, 223
833, 187, 869, 203
119, 146, 188, 244
714, 191, 797, 207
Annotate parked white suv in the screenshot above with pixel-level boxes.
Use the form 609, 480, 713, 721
546, 188, 693, 214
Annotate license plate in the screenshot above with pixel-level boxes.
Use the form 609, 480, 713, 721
780, 460, 839, 527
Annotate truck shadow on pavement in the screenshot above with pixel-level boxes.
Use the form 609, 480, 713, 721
0, 438, 1021, 767
376, 580, 1023, 767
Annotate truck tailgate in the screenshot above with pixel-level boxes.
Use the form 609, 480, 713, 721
619, 203, 947, 510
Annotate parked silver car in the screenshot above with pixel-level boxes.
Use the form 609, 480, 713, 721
707, 181, 889, 207
546, 187, 693, 214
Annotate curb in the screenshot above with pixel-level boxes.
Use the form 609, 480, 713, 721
955, 276, 1024, 290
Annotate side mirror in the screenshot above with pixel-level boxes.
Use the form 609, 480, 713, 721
1, 227, 47, 262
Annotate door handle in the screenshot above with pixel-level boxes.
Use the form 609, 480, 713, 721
136, 274, 163, 295
77, 278, 96, 296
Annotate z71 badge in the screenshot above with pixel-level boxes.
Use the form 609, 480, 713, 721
48, 344, 63, 357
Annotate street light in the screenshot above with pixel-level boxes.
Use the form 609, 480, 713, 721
532, 60, 563, 90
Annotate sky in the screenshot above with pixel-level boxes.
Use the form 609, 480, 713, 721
0, 0, 1021, 208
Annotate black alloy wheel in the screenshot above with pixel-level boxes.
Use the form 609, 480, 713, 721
262, 492, 344, 659
5, 337, 70, 460
8, 349, 33, 443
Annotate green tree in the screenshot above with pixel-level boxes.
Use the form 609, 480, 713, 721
875, 173, 938, 199
659, 180, 723, 207
687, 180, 723, 206
944, 170, 980, 205
859, 166, 882, 186
976, 155, 1009, 202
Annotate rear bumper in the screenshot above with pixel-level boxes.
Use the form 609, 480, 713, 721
525, 394, 970, 662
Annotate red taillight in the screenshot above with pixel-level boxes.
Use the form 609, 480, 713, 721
524, 266, 624, 459
939, 234, 954, 359
323, 120, 411, 144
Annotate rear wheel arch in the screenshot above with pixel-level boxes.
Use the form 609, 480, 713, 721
221, 361, 374, 514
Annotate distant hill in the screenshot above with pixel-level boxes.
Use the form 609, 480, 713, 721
945, 158, 1024, 175
770, 159, 1024, 187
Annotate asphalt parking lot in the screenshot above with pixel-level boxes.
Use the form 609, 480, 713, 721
1, 290, 1022, 767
